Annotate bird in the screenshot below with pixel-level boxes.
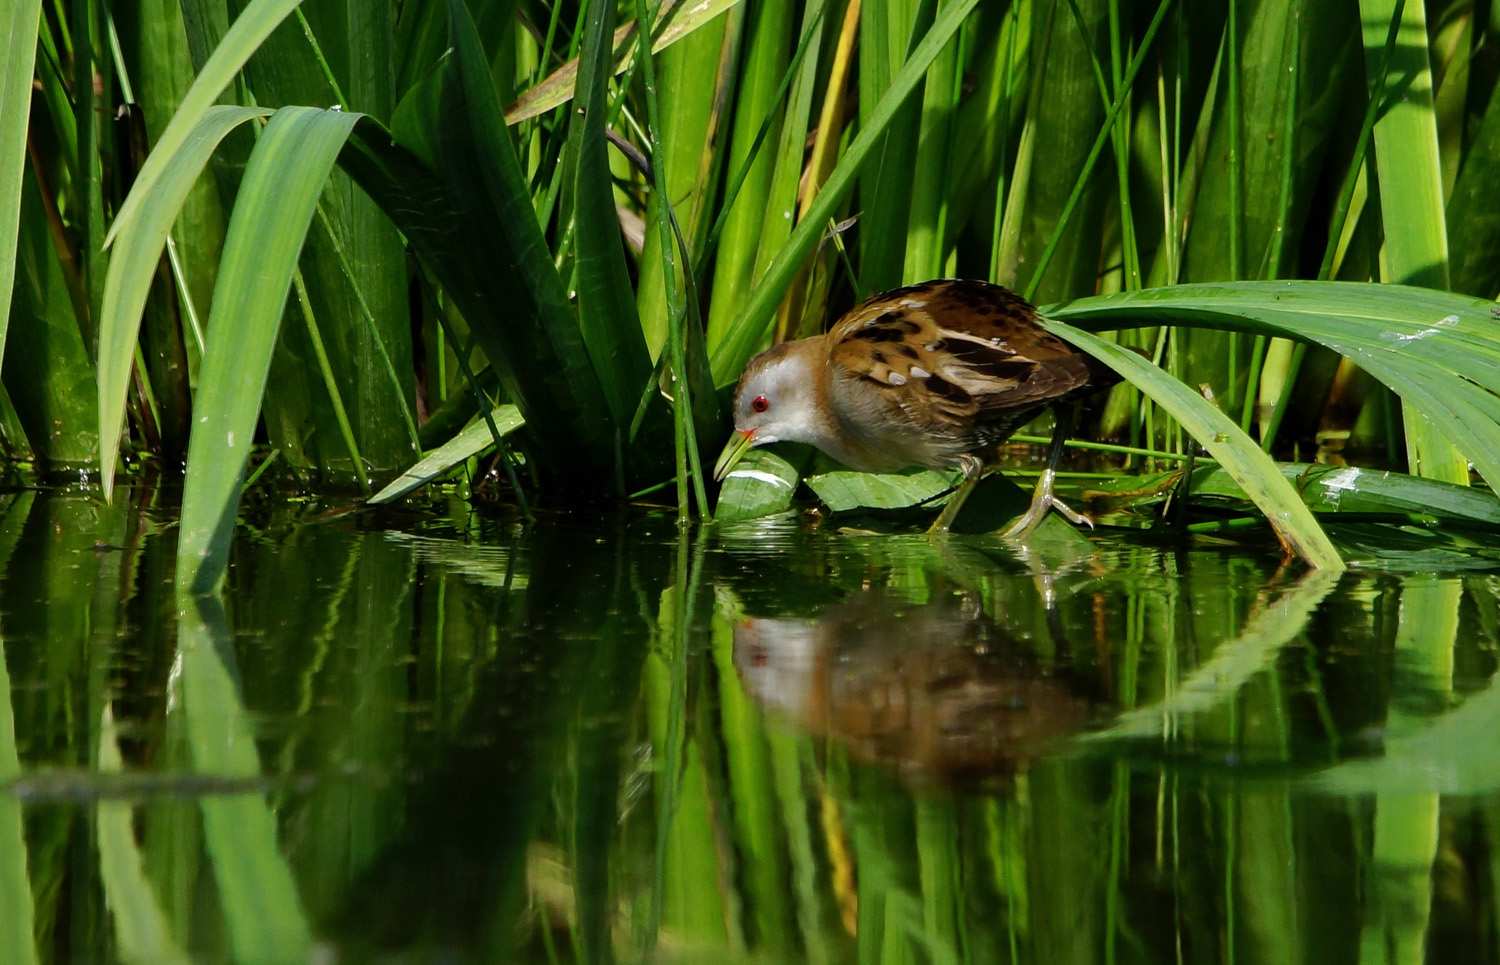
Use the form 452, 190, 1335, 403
712, 278, 1118, 535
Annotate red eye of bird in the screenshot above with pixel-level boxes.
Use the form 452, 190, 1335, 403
751, 396, 769, 413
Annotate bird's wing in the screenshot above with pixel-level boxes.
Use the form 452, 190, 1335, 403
827, 280, 1098, 434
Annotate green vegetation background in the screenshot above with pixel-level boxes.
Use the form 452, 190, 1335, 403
4, 0, 1500, 578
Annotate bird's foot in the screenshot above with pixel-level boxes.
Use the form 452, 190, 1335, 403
927, 457, 984, 534
1049, 495, 1094, 529
1000, 468, 1094, 539
927, 490, 969, 534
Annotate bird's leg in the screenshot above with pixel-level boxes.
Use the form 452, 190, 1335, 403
1002, 404, 1091, 539
928, 454, 985, 533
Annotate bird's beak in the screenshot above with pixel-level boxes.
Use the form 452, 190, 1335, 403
713, 428, 757, 481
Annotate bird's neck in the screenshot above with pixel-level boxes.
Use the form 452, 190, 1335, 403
801, 345, 899, 472
779, 337, 850, 455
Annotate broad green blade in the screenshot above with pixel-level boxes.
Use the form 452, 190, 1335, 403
1049, 281, 1500, 494
503, 0, 745, 123
805, 467, 955, 513
105, 0, 305, 248
176, 106, 359, 594
1132, 463, 1500, 526
704, 0, 794, 343
714, 446, 806, 520
1447, 77, 1500, 298
237, 0, 417, 484
1045, 320, 1345, 570
565, 0, 651, 437
369, 407, 525, 504
97, 106, 270, 501
1242, 464, 1500, 524
340, 0, 615, 484
0, 0, 43, 362
709, 0, 983, 384
1359, 0, 1466, 484
5, 174, 97, 466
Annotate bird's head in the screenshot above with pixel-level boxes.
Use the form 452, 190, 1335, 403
713, 341, 824, 481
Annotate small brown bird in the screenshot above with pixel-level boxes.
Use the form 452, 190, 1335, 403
712, 279, 1118, 534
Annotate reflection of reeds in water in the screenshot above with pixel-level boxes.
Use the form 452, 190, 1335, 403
733, 592, 1092, 784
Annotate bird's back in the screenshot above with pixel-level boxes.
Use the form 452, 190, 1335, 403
825, 279, 1112, 468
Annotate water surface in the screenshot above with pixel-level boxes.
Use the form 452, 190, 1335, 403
2, 489, 1497, 963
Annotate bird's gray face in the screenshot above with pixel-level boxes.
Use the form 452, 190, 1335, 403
731, 347, 818, 446
713, 345, 820, 481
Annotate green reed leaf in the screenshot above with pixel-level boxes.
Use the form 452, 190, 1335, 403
98, 106, 270, 501
1046, 319, 1345, 570
369, 408, 525, 505
176, 106, 358, 594
0, 0, 43, 364
105, 0, 305, 248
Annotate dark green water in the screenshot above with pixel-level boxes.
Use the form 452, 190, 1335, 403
2, 488, 1499, 963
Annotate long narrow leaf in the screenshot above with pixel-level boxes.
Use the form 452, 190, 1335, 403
176, 106, 359, 593
503, 0, 745, 124
1448, 84, 1500, 298
709, 0, 983, 384
0, 0, 43, 363
1044, 320, 1345, 569
1049, 281, 1500, 494
98, 106, 270, 501
104, 0, 305, 247
566, 0, 650, 440
368, 408, 525, 505
1144, 462, 1500, 525
1358, 0, 1466, 484
337, 1, 617, 484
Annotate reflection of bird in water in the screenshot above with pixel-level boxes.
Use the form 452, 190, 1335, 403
732, 591, 1092, 785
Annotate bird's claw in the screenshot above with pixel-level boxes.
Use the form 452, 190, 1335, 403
1050, 496, 1093, 529
1000, 468, 1094, 539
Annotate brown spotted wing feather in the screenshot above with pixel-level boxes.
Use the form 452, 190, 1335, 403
824, 279, 1109, 469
